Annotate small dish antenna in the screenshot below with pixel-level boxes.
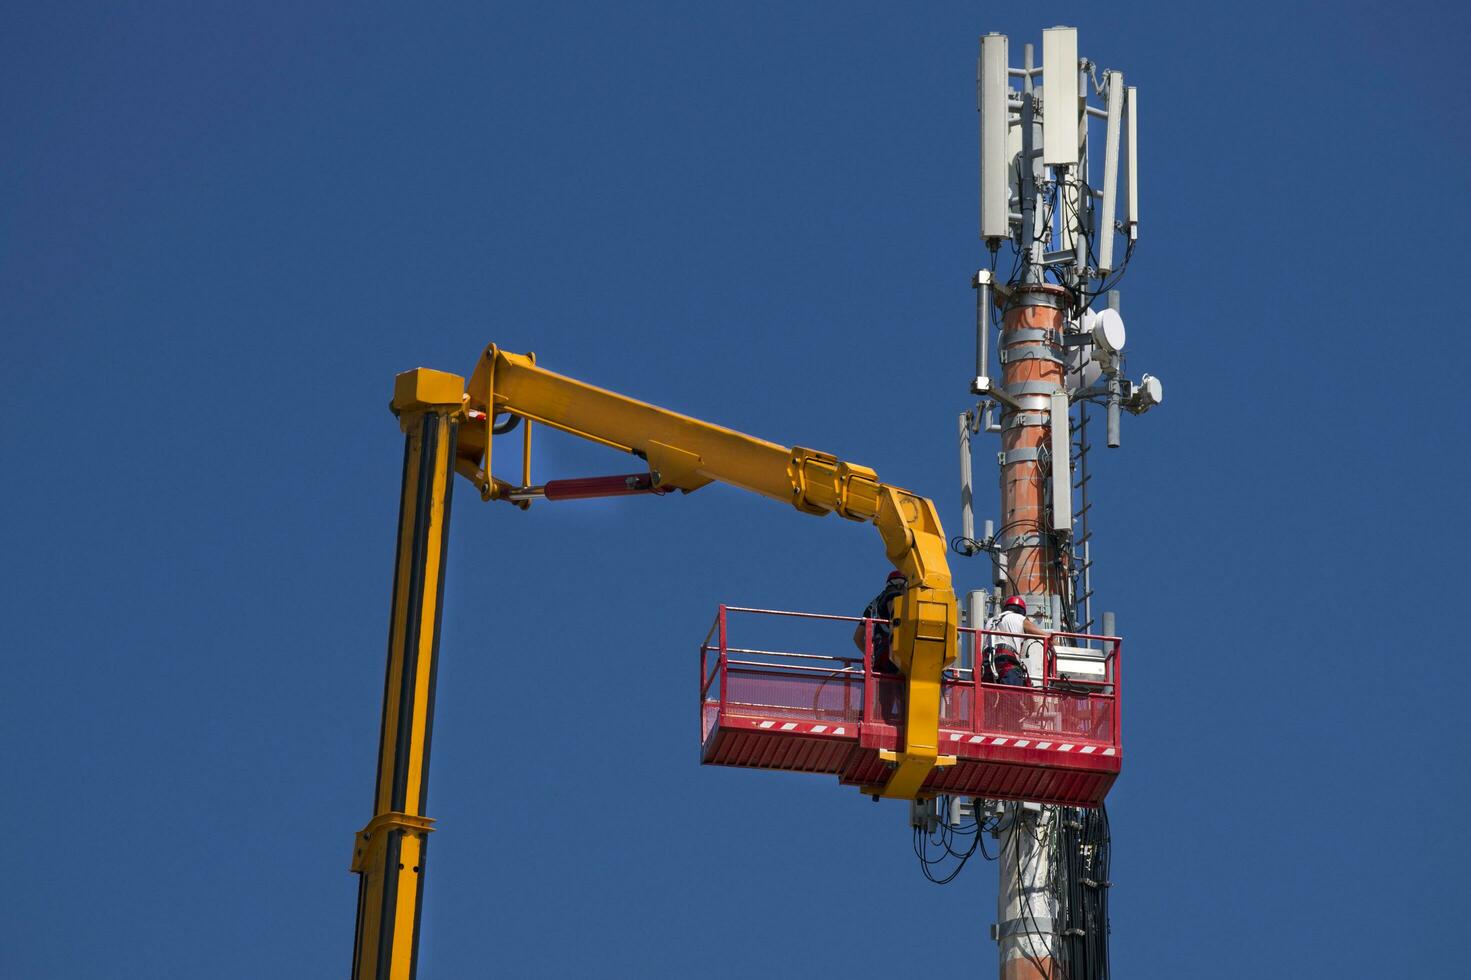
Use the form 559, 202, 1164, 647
1091, 308, 1126, 354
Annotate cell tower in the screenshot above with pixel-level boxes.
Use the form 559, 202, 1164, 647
953, 25, 1162, 979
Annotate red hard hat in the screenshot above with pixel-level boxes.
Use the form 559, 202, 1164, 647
1003, 595, 1027, 613
887, 570, 907, 582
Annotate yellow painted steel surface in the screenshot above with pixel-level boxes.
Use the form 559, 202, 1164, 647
351, 371, 461, 980
464, 347, 958, 796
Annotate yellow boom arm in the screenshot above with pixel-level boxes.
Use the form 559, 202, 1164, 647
462, 345, 958, 796
351, 350, 957, 979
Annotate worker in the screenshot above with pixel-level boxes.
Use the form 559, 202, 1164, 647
983, 595, 1051, 686
854, 570, 907, 723
854, 570, 906, 669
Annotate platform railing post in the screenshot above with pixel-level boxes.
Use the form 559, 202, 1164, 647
1113, 638, 1122, 748
862, 619, 874, 726
718, 606, 728, 715
973, 629, 983, 733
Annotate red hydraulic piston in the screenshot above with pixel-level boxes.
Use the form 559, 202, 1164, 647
542, 472, 664, 501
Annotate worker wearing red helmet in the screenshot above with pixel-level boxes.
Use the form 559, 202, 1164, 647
854, 570, 908, 674
854, 570, 908, 723
983, 595, 1052, 686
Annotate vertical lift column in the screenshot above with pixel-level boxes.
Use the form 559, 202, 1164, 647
351, 369, 464, 980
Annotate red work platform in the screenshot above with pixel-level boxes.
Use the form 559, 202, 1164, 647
699, 606, 1122, 807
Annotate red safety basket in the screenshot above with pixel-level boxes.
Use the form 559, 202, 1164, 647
699, 605, 1121, 807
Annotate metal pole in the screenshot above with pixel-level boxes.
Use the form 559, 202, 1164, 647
965, 589, 988, 676
977, 273, 992, 385
1106, 289, 1122, 448
1020, 44, 1044, 285
960, 413, 976, 546
1071, 64, 1090, 288
997, 805, 1059, 978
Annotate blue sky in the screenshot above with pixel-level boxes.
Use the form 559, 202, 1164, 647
4, 2, 1467, 976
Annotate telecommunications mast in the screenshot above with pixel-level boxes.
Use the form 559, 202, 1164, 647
955, 25, 1160, 979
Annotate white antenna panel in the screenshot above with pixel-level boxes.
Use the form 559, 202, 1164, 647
1124, 86, 1139, 234
1007, 103, 1022, 210
1049, 390, 1072, 531
1042, 26, 1078, 165
1097, 70, 1124, 272
978, 33, 1011, 241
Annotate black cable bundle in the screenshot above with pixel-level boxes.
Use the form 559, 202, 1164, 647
1056, 804, 1112, 980
913, 796, 1001, 884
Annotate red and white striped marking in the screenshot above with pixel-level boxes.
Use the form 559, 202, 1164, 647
750, 719, 851, 736
732, 717, 1115, 756
947, 732, 1116, 756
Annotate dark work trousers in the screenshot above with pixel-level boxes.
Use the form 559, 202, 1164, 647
994, 648, 1027, 687
873, 649, 904, 725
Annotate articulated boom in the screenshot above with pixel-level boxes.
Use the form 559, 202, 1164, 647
352, 353, 956, 980
459, 346, 959, 798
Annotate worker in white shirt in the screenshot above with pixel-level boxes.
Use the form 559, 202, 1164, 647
983, 595, 1052, 686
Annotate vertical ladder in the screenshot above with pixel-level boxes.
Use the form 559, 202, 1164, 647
1069, 401, 1095, 634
